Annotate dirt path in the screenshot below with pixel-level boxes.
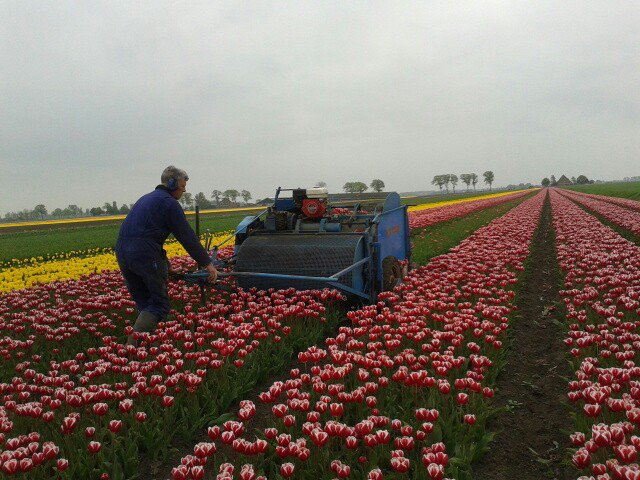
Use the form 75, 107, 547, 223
473, 193, 574, 480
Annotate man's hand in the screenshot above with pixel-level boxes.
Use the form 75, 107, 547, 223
206, 264, 218, 283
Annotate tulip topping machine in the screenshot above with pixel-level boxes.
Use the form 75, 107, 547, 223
184, 187, 411, 303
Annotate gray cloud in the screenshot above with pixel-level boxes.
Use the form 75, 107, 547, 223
1, 1, 639, 214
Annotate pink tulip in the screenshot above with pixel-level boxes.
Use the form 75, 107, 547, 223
426, 462, 444, 479
88, 441, 101, 454
280, 462, 295, 478
390, 456, 410, 473
573, 448, 591, 469
108, 420, 122, 434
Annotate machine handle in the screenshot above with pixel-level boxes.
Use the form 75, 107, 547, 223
169, 271, 233, 292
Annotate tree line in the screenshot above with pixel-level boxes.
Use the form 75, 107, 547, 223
2, 202, 131, 222
179, 189, 253, 210
2, 188, 257, 222
341, 179, 386, 193
431, 171, 494, 194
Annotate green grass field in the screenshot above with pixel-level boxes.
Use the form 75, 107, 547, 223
0, 190, 521, 264
563, 181, 640, 201
0, 212, 247, 263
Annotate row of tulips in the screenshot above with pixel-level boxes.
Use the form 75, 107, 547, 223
408, 190, 532, 230
0, 247, 226, 369
558, 189, 640, 238
0, 245, 348, 478
549, 189, 640, 480
169, 191, 546, 479
0, 246, 114, 271
561, 189, 640, 213
0, 232, 235, 294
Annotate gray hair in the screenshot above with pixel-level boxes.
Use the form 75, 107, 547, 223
161, 166, 189, 186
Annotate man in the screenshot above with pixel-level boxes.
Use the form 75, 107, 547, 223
116, 166, 217, 346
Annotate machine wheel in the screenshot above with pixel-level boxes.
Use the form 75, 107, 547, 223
382, 256, 403, 291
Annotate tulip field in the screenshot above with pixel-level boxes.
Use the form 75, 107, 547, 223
3, 186, 640, 479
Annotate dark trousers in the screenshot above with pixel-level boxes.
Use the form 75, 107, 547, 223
116, 252, 170, 320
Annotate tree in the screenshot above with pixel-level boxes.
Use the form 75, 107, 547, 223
33, 204, 47, 220
103, 202, 116, 215
316, 181, 327, 188
241, 190, 252, 204
470, 173, 478, 191
571, 176, 577, 184
52, 208, 63, 218
14, 208, 33, 221
343, 182, 368, 193
223, 189, 240, 204
442, 174, 451, 194
460, 174, 472, 191
211, 189, 222, 207
64, 205, 82, 217
179, 192, 193, 210
90, 207, 104, 216
576, 175, 589, 185
541, 178, 550, 187
449, 174, 459, 193
119, 204, 130, 214
194, 192, 211, 209
370, 179, 385, 192
483, 171, 494, 191
550, 175, 557, 186
431, 175, 446, 194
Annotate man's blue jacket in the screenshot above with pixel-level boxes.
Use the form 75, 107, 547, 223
115, 185, 211, 266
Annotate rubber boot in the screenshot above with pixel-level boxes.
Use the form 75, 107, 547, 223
126, 311, 159, 347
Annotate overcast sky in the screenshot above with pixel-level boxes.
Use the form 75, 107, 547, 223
1, 1, 639, 214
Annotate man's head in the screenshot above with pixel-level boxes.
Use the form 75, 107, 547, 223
161, 166, 189, 199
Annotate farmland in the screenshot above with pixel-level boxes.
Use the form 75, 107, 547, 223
0, 190, 510, 265
4, 185, 640, 479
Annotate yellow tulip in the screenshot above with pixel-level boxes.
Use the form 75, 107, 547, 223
0, 231, 234, 293
408, 189, 534, 213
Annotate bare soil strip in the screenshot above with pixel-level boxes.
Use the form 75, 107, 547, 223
473, 193, 574, 480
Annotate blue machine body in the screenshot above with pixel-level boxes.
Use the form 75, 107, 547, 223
374, 193, 411, 286
186, 188, 411, 303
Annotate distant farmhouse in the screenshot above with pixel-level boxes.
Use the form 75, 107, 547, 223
556, 175, 573, 186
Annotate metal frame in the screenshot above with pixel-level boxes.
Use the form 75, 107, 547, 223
184, 255, 373, 301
